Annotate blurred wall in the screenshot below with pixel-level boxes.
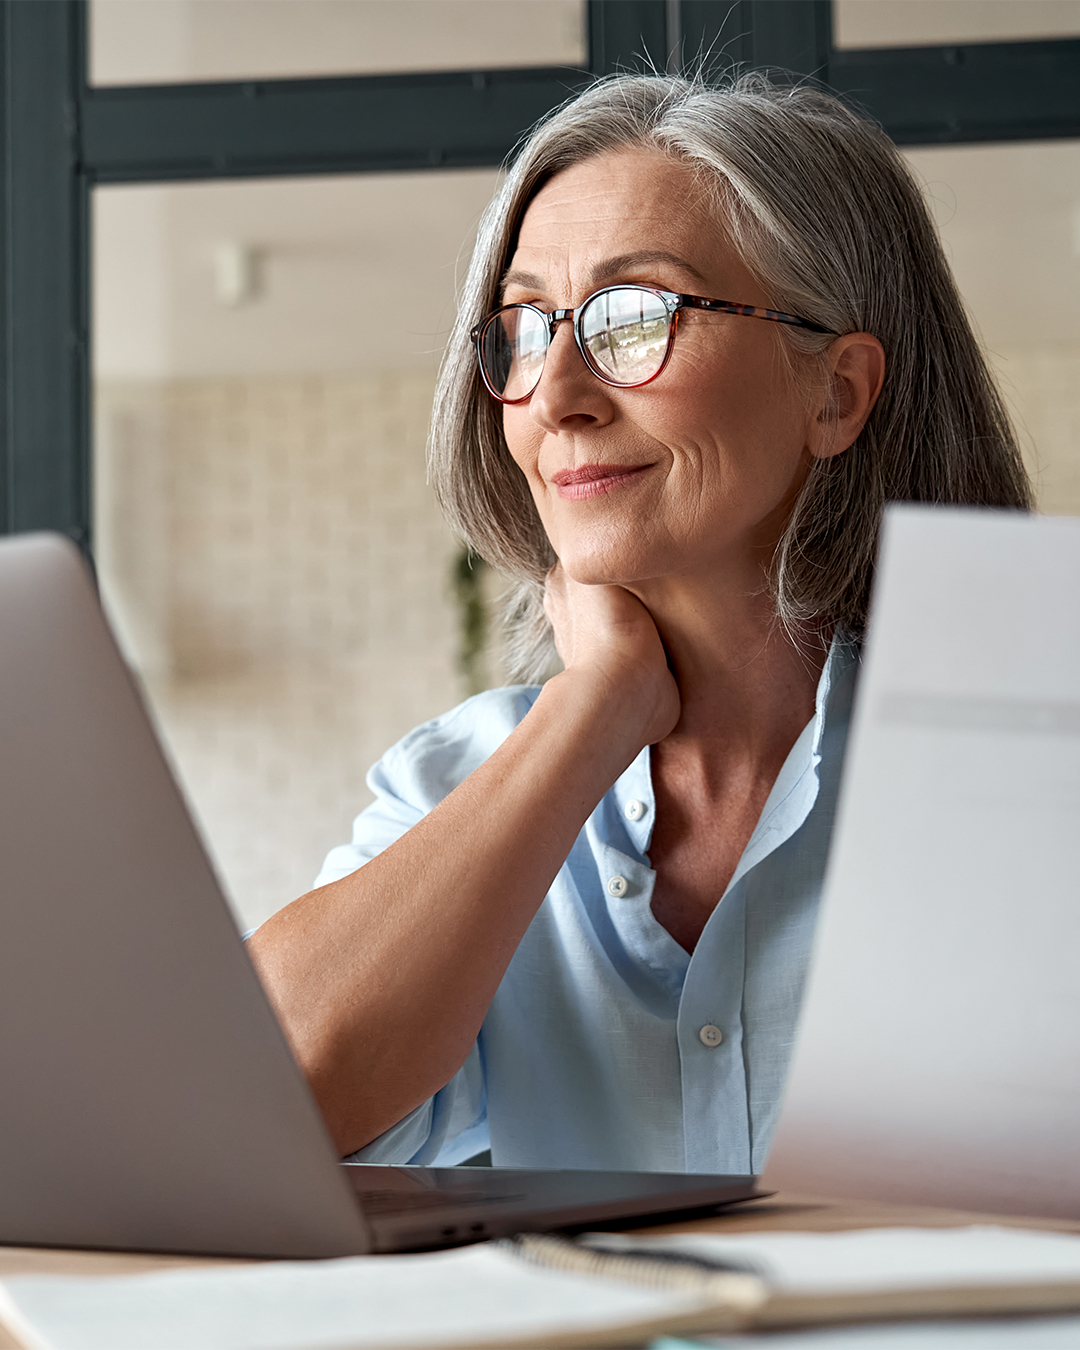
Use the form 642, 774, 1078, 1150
94, 169, 503, 930
91, 2, 1080, 929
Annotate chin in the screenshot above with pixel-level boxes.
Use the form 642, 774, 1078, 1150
558, 551, 652, 588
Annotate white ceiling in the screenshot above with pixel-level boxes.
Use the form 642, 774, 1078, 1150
835, 0, 1080, 49
89, 0, 585, 84
91, 0, 1080, 78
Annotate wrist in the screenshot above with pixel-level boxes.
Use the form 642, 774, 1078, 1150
535, 666, 660, 764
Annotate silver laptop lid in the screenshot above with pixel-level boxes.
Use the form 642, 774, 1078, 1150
0, 533, 370, 1256
766, 505, 1080, 1219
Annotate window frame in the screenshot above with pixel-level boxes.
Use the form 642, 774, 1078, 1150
1, 0, 1077, 546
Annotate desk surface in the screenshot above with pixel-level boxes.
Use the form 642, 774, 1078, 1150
1, 1193, 1077, 1348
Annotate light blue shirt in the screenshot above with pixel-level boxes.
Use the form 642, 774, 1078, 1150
316, 638, 858, 1174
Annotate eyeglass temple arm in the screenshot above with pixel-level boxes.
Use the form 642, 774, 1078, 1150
678, 295, 836, 336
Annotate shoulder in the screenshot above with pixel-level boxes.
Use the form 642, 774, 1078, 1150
315, 685, 544, 887
370, 685, 542, 811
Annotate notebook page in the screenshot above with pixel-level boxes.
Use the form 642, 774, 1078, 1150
0, 1242, 710, 1350
585, 1225, 1080, 1295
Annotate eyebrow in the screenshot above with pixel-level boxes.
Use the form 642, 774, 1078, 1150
589, 251, 708, 286
499, 250, 708, 300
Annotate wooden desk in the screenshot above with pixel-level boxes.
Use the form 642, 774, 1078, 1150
1, 1193, 1077, 1349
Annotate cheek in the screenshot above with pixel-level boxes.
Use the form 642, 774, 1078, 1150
675, 325, 806, 426
677, 351, 810, 470
501, 408, 543, 483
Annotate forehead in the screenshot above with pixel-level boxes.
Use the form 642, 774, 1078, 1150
510, 147, 731, 284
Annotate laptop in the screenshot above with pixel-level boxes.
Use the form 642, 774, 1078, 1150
0, 531, 759, 1259
765, 504, 1080, 1220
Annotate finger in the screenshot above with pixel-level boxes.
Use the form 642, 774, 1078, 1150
543, 563, 573, 665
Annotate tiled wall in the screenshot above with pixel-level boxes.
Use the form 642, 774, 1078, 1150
95, 348, 1080, 931
95, 369, 470, 930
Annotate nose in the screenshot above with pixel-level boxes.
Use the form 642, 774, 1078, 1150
527, 316, 615, 434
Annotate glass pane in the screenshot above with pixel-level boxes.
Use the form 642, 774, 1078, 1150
835, 0, 1080, 49
901, 139, 1080, 515
93, 170, 503, 931
90, 0, 585, 85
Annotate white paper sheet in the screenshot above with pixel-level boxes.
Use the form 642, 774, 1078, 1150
0, 1241, 704, 1350
5, 1226, 1080, 1350
589, 1225, 1080, 1295
763, 508, 1080, 1221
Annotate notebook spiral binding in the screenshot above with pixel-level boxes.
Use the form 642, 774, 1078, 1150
502, 1233, 769, 1310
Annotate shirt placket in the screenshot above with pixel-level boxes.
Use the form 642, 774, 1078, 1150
677, 890, 750, 1174
600, 758, 690, 998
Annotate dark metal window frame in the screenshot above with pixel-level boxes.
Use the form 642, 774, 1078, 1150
1, 0, 1078, 546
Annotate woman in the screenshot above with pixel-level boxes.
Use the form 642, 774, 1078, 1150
249, 73, 1032, 1174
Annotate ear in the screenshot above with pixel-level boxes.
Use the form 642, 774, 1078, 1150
808, 332, 886, 461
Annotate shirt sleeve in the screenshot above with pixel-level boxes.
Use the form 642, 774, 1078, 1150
315, 686, 539, 1165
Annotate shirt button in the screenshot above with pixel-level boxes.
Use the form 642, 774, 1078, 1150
607, 875, 629, 898
624, 799, 647, 822
699, 1024, 723, 1048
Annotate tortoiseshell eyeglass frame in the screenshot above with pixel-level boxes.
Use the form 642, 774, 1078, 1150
470, 284, 838, 405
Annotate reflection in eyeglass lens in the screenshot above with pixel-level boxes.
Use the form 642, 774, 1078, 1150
482, 288, 673, 399
582, 289, 670, 384
487, 307, 548, 400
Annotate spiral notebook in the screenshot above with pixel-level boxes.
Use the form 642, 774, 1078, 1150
3, 1226, 1080, 1349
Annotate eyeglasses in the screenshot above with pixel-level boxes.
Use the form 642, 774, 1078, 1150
471, 284, 836, 405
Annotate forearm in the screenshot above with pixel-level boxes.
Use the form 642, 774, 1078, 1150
248, 669, 651, 1155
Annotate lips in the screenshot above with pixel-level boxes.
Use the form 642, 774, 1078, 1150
550, 464, 653, 502
552, 463, 649, 486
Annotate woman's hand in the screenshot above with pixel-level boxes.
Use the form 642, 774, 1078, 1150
543, 563, 681, 748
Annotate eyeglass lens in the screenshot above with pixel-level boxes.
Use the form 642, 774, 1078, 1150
581, 288, 670, 386
481, 306, 549, 402
480, 286, 673, 401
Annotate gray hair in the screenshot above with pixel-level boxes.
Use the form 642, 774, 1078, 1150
429, 72, 1033, 681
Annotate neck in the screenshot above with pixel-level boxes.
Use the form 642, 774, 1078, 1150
627, 566, 830, 780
